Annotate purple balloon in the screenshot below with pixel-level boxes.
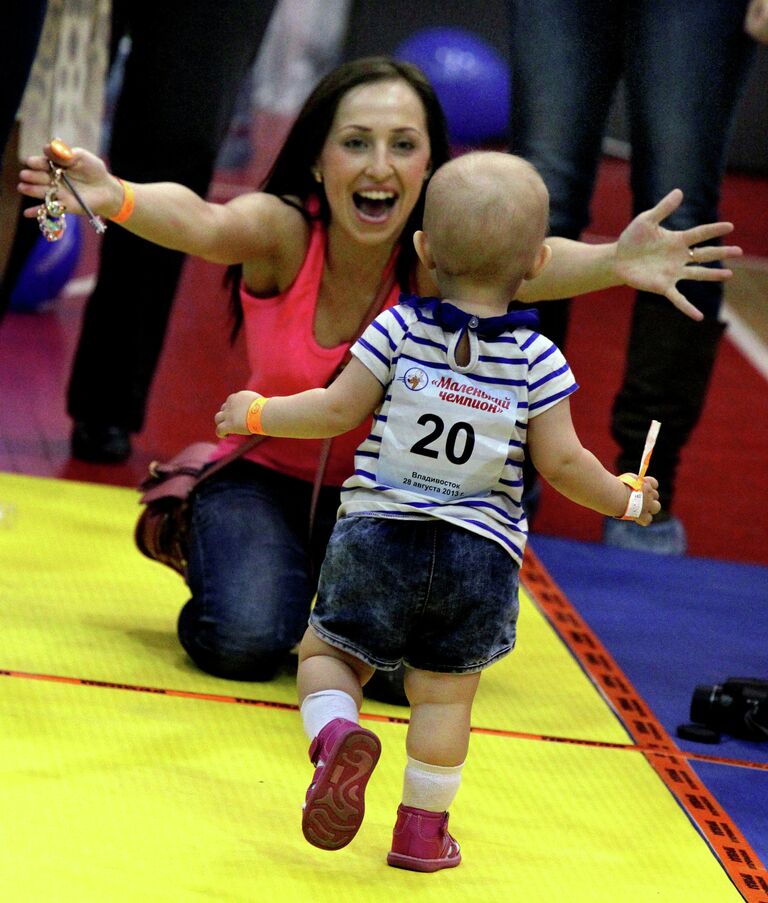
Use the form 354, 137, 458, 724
396, 27, 511, 145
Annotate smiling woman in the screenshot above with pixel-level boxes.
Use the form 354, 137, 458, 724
17, 55, 743, 698
313, 78, 432, 248
307, 78, 434, 345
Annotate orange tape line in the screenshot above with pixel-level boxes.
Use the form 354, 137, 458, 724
3, 658, 768, 898
4, 666, 767, 772
520, 548, 768, 903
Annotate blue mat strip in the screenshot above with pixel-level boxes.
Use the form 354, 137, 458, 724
524, 537, 768, 896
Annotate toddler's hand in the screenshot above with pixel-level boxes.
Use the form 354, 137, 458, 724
618, 474, 661, 525
215, 390, 261, 438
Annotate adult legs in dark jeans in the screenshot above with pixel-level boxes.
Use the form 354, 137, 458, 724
67, 0, 276, 461
0, 0, 48, 321
0, 1, 48, 151
180, 462, 338, 681
509, 0, 755, 552
179, 460, 408, 703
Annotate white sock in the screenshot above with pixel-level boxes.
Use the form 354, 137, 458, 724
401, 755, 464, 812
300, 689, 358, 741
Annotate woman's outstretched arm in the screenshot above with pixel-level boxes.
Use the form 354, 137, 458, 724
515, 189, 742, 321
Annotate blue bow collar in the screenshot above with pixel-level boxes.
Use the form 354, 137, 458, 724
401, 293, 539, 338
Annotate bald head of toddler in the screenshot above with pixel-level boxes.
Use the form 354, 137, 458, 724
419, 152, 550, 297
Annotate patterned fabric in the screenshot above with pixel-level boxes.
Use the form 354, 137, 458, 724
339, 294, 578, 564
18, 0, 110, 159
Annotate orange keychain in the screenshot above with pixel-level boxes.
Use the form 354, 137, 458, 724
50, 137, 75, 162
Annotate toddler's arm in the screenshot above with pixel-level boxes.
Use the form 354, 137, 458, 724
527, 398, 660, 524
215, 357, 385, 440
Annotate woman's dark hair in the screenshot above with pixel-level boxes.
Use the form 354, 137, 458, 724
226, 56, 451, 339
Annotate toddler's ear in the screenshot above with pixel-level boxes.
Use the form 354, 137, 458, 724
413, 230, 435, 270
525, 242, 552, 281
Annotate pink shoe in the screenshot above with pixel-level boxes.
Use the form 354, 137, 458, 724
302, 718, 381, 851
387, 804, 461, 872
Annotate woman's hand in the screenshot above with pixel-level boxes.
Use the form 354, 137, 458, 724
614, 189, 742, 321
18, 141, 124, 221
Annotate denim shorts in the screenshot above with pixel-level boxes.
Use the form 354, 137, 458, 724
309, 515, 521, 674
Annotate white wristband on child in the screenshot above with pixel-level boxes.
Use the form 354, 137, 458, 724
616, 472, 644, 521
620, 489, 644, 521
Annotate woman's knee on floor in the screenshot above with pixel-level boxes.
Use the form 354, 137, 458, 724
177, 599, 299, 681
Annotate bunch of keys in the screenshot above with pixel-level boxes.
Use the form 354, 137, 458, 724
37, 164, 67, 241
36, 138, 107, 241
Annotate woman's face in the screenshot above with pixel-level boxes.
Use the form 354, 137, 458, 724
315, 78, 432, 248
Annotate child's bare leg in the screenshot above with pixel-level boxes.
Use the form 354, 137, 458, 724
297, 626, 375, 708
404, 668, 481, 765
387, 668, 481, 872
297, 627, 380, 851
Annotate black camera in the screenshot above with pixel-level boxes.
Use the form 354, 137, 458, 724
682, 677, 768, 743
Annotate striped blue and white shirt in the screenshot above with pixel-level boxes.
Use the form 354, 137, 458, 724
338, 294, 578, 564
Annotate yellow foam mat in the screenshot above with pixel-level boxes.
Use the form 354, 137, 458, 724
0, 473, 627, 742
0, 678, 741, 902
1, 473, 744, 899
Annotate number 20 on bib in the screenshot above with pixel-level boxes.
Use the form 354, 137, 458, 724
377, 362, 518, 502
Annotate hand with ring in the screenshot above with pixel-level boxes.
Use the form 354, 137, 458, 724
614, 188, 743, 320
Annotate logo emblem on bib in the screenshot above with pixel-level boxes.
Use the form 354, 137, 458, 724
402, 367, 428, 391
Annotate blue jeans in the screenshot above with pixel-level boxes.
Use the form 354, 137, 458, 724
509, 0, 754, 506
310, 516, 521, 674
510, 0, 754, 277
178, 461, 340, 680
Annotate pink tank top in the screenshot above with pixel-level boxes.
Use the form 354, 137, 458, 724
212, 209, 402, 486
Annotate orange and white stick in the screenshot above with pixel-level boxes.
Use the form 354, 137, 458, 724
617, 420, 661, 518
637, 419, 661, 482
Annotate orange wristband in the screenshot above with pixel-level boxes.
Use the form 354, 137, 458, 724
246, 396, 270, 434
110, 178, 135, 224
618, 472, 643, 492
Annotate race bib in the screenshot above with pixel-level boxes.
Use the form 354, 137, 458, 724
377, 360, 517, 501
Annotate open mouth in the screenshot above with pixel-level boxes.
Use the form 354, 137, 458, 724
353, 190, 398, 222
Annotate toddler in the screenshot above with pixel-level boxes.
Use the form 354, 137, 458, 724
215, 151, 660, 871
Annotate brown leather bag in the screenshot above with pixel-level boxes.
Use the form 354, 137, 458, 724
135, 438, 263, 577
